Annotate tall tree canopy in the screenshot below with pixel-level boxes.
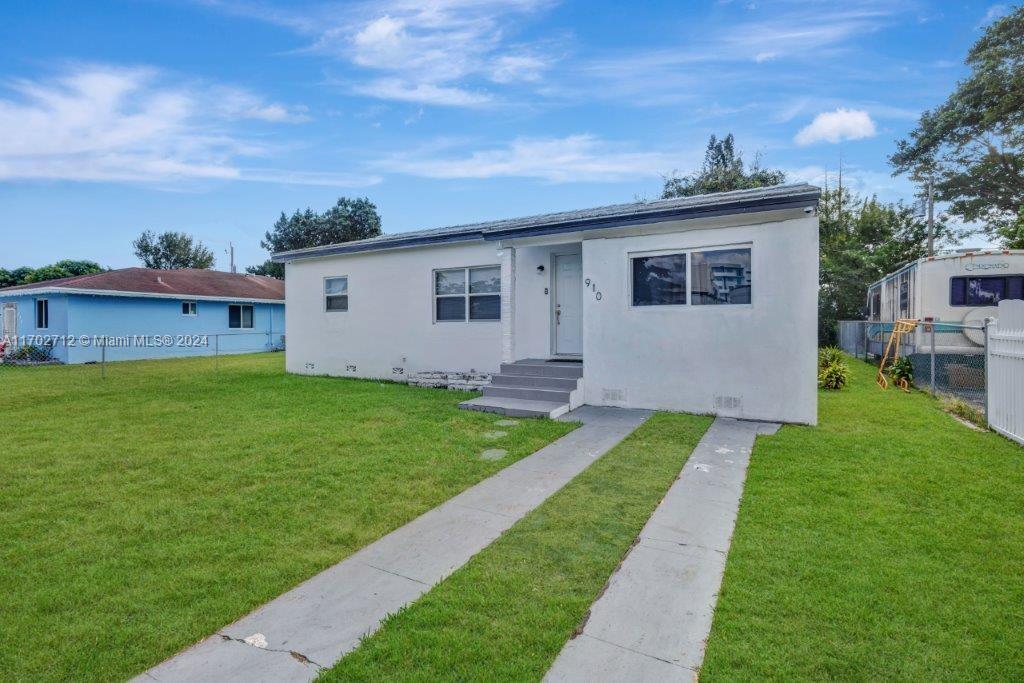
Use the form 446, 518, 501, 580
662, 134, 786, 198
890, 7, 1024, 247
247, 197, 382, 279
818, 186, 964, 344
0, 260, 105, 288
133, 231, 215, 270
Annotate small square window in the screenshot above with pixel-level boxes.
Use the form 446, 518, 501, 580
435, 269, 466, 295
434, 266, 501, 322
229, 304, 253, 329
691, 248, 752, 305
182, 301, 197, 316
632, 254, 686, 306
436, 296, 466, 321
325, 277, 348, 312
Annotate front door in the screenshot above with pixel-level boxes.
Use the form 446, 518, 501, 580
2, 303, 16, 340
553, 253, 582, 356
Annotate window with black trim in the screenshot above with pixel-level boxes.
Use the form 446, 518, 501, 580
35, 299, 49, 329
434, 266, 501, 321
950, 275, 1024, 306
182, 301, 197, 316
228, 304, 253, 329
325, 277, 348, 312
632, 253, 686, 306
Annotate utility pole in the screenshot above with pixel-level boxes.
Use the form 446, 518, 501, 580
227, 242, 236, 273
925, 177, 935, 257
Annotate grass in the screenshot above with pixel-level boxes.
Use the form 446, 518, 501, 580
701, 356, 1024, 681
0, 353, 574, 682
321, 412, 713, 682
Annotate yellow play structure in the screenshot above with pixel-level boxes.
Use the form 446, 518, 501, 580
876, 318, 919, 391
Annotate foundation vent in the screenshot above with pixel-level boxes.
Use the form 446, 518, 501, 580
602, 387, 626, 403
714, 395, 742, 411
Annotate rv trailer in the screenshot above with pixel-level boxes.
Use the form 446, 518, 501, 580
866, 249, 1024, 353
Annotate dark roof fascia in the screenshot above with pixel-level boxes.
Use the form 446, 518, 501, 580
271, 230, 486, 262
482, 192, 818, 242
273, 187, 820, 263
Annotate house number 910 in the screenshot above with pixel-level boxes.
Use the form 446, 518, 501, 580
585, 278, 602, 301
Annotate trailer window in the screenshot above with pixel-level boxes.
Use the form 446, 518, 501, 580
950, 275, 1024, 306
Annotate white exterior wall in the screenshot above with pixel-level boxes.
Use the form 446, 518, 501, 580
581, 216, 819, 424
284, 241, 504, 379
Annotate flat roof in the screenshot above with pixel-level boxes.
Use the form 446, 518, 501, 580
272, 183, 821, 263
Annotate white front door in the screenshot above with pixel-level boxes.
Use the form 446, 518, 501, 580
2, 303, 16, 339
553, 253, 582, 356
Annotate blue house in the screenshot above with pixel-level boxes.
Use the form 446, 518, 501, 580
0, 268, 285, 363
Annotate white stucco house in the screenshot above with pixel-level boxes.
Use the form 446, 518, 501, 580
274, 184, 821, 424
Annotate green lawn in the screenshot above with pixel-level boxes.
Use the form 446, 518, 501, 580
702, 357, 1024, 681
322, 412, 713, 682
0, 354, 574, 682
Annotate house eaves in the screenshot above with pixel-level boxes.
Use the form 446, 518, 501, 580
271, 183, 821, 263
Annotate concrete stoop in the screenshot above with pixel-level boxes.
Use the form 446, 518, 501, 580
459, 359, 583, 418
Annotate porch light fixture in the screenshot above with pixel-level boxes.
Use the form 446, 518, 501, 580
536, 265, 545, 273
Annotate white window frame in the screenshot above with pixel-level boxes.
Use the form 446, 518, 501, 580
432, 265, 501, 323
181, 301, 197, 316
627, 243, 753, 310
228, 303, 254, 329
35, 298, 49, 329
324, 276, 349, 313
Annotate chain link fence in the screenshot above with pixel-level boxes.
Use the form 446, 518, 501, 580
838, 320, 987, 411
0, 332, 285, 373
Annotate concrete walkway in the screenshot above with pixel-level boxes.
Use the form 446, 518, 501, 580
138, 406, 650, 683
545, 417, 779, 682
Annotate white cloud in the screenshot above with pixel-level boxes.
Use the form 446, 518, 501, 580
377, 134, 681, 182
490, 54, 548, 83
0, 64, 372, 186
722, 5, 895, 62
794, 108, 877, 146
206, 0, 556, 106
352, 78, 492, 107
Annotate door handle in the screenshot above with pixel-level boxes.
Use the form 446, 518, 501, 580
555, 306, 561, 325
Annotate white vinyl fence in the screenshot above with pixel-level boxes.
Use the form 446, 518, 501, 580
987, 299, 1024, 445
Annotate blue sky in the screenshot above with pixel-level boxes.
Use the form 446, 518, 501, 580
0, 0, 1012, 270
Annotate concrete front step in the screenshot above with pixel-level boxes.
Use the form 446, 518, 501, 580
499, 361, 583, 379
459, 396, 570, 419
490, 374, 580, 391
483, 385, 572, 403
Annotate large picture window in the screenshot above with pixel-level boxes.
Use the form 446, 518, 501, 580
631, 246, 753, 307
434, 266, 501, 321
691, 248, 752, 305
631, 254, 686, 306
325, 277, 348, 312
228, 304, 253, 329
950, 275, 1024, 306
35, 299, 49, 329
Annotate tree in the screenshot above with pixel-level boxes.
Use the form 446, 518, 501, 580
890, 7, 1024, 247
133, 231, 215, 270
247, 197, 382, 279
662, 134, 786, 198
817, 185, 964, 344
0, 261, 105, 288
24, 260, 105, 283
